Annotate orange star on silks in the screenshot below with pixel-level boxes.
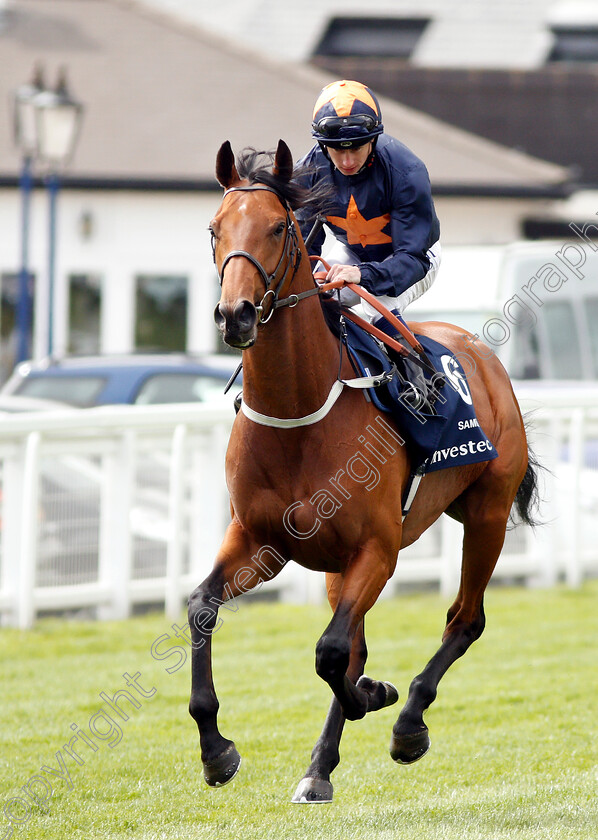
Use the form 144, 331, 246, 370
327, 195, 391, 248
313, 81, 379, 118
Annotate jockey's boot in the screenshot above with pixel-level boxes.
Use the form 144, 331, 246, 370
392, 336, 437, 415
373, 311, 437, 415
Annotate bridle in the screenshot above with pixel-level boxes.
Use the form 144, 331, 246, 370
212, 184, 434, 369
212, 185, 441, 426
213, 185, 305, 324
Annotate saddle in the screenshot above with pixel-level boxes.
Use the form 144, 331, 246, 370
337, 314, 497, 477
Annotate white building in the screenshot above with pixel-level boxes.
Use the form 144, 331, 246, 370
134, 0, 598, 67
0, 0, 570, 381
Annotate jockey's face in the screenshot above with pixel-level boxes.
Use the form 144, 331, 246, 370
326, 141, 373, 176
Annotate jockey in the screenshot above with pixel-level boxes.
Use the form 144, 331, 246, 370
296, 79, 441, 411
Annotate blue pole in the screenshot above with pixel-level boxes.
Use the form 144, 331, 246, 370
47, 171, 59, 357
16, 155, 33, 363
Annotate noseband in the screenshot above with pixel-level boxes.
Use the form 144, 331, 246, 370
213, 185, 302, 323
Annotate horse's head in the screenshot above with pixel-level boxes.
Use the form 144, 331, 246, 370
211, 140, 300, 348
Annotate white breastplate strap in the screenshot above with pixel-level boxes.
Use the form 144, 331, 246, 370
240, 373, 389, 429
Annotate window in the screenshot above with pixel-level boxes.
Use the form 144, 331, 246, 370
542, 301, 582, 378
509, 322, 541, 380
134, 373, 228, 405
547, 25, 598, 62
16, 375, 106, 407
135, 275, 188, 352
68, 273, 102, 354
584, 297, 598, 376
314, 17, 429, 59
0, 271, 35, 383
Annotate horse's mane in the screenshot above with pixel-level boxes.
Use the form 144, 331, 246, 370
236, 147, 333, 221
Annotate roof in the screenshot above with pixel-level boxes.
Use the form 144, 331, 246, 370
133, 0, 584, 68
0, 0, 569, 193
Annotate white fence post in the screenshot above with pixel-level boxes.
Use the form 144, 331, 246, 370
440, 515, 463, 598
189, 422, 229, 586
17, 432, 41, 629
1, 452, 24, 625
526, 414, 561, 587
165, 423, 187, 619
98, 429, 135, 619
566, 409, 584, 588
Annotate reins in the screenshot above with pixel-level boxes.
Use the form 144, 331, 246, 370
272, 265, 438, 378
215, 183, 441, 420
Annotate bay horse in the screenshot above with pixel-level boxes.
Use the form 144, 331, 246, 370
187, 139, 538, 803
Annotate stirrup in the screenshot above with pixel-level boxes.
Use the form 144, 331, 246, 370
401, 381, 436, 415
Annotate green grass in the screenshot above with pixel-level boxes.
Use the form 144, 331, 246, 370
0, 582, 597, 840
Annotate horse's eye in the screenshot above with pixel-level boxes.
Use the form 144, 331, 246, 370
273, 221, 286, 237
208, 226, 218, 239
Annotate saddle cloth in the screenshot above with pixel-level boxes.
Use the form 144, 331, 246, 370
343, 319, 498, 474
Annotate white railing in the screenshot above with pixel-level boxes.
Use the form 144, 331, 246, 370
0, 385, 597, 628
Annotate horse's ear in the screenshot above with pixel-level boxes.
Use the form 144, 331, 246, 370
216, 141, 240, 189
273, 139, 293, 183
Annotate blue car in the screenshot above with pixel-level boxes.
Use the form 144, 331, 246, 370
0, 353, 242, 407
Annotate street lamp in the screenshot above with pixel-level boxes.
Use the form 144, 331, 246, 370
34, 67, 84, 357
12, 65, 44, 363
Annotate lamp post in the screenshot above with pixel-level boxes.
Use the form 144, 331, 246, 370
34, 67, 83, 357
12, 66, 44, 364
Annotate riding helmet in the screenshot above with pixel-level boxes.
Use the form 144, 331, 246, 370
311, 80, 384, 148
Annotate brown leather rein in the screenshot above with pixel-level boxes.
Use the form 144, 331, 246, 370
214, 184, 431, 368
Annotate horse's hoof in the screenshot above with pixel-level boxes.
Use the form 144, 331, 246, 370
203, 742, 242, 787
382, 681, 399, 708
356, 675, 399, 712
390, 729, 431, 765
291, 777, 333, 804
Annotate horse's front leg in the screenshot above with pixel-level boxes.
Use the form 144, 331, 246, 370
314, 544, 398, 721
187, 522, 285, 787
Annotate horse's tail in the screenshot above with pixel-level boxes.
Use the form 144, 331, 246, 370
511, 415, 544, 529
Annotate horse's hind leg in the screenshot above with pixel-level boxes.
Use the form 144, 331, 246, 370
391, 474, 517, 764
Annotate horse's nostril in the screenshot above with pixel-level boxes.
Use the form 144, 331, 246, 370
213, 303, 226, 330
235, 300, 258, 330
214, 299, 258, 347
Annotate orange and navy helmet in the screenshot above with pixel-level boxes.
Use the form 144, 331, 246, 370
311, 80, 384, 147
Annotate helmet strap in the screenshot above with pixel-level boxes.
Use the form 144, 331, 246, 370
360, 136, 378, 172
318, 141, 331, 160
